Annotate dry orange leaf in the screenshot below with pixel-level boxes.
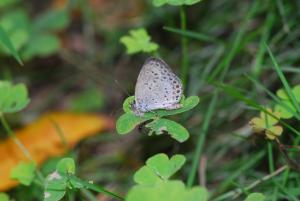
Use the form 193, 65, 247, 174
0, 112, 114, 191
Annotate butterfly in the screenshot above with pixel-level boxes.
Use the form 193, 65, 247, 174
132, 57, 183, 115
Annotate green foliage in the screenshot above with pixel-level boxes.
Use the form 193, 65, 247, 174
120, 28, 159, 54
0, 25, 22, 64
116, 96, 199, 142
274, 84, 300, 119
153, 0, 202, 7
10, 161, 36, 186
0, 193, 10, 201
134, 154, 185, 184
244, 193, 265, 201
0, 81, 30, 114
56, 158, 76, 175
0, 6, 70, 61
127, 153, 208, 201
44, 157, 122, 201
70, 87, 104, 112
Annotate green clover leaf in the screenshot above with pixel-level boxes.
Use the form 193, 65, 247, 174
120, 28, 159, 54
10, 161, 36, 186
0, 81, 30, 114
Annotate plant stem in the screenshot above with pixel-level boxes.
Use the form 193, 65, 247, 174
0, 114, 45, 182
0, 114, 32, 160
187, 91, 218, 187
180, 6, 189, 90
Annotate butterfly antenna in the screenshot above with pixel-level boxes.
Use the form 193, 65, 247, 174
114, 79, 131, 97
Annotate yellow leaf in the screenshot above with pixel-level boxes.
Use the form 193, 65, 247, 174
0, 112, 114, 191
249, 117, 265, 133
265, 126, 283, 140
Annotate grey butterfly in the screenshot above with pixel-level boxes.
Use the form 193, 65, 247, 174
132, 57, 183, 115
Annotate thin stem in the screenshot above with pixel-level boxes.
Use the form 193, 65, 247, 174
0, 114, 32, 160
267, 142, 275, 172
187, 91, 218, 187
180, 6, 189, 90
0, 114, 45, 182
212, 165, 288, 201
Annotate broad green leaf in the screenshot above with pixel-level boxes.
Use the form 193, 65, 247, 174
134, 166, 161, 185
0, 193, 9, 201
33, 9, 70, 33
146, 119, 189, 142
10, 161, 36, 186
116, 112, 152, 134
22, 34, 60, 59
0, 26, 22, 65
120, 28, 158, 54
0, 81, 30, 113
276, 88, 288, 100
153, 0, 201, 7
245, 192, 265, 201
56, 158, 76, 174
146, 154, 186, 180
126, 180, 208, 201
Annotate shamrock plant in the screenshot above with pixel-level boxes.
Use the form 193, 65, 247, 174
43, 158, 123, 201
120, 28, 159, 55
116, 96, 199, 142
153, 0, 202, 7
126, 153, 208, 201
0, 81, 30, 115
249, 108, 283, 140
274, 85, 300, 119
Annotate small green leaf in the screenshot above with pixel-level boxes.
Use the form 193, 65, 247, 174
146, 119, 189, 142
153, 0, 201, 7
44, 171, 67, 201
245, 192, 265, 201
120, 28, 158, 54
123, 96, 135, 113
56, 158, 76, 174
185, 186, 208, 201
0, 193, 9, 201
116, 112, 152, 134
146, 153, 186, 180
10, 161, 36, 186
134, 166, 161, 185
22, 34, 60, 59
0, 26, 22, 65
0, 81, 30, 114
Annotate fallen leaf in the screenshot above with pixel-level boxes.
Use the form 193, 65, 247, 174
0, 112, 114, 191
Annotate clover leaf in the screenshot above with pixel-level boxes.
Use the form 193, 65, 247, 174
0, 81, 30, 114
127, 180, 208, 201
146, 119, 189, 142
120, 28, 159, 54
153, 0, 202, 7
116, 96, 199, 142
10, 161, 36, 186
249, 108, 283, 140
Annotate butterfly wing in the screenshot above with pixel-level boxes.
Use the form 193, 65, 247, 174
134, 57, 183, 112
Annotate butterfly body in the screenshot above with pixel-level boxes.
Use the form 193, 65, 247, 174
132, 57, 183, 115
